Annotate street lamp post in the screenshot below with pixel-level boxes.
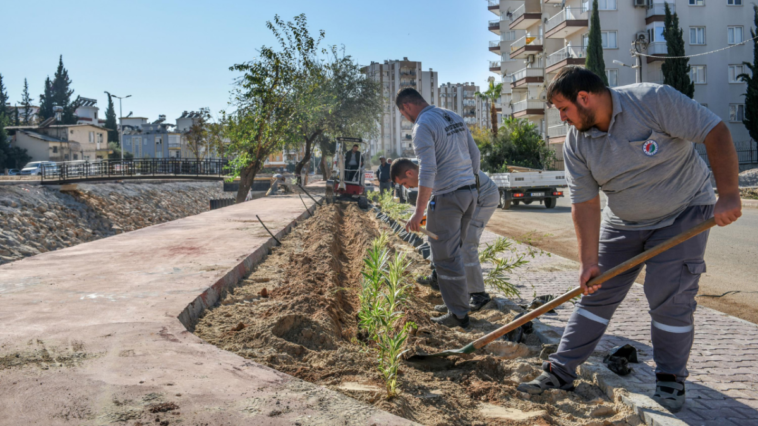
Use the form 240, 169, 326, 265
104, 91, 131, 162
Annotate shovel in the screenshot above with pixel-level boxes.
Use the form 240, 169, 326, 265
406, 218, 716, 362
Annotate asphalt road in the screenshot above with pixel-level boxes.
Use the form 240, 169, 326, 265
486, 193, 758, 323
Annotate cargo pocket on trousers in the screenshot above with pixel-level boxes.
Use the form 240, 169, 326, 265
674, 260, 706, 306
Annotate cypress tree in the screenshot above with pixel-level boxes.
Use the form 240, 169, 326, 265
104, 93, 119, 142
39, 77, 54, 121
0, 117, 9, 171
20, 79, 33, 125
585, 0, 608, 85
739, 5, 758, 146
51, 56, 76, 124
0, 74, 9, 121
662, 3, 694, 98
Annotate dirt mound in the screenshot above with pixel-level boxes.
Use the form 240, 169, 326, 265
195, 204, 641, 426
739, 167, 758, 187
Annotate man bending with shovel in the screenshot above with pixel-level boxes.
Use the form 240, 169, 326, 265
518, 67, 741, 413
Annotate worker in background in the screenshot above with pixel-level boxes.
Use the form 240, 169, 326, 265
344, 144, 362, 183
391, 87, 480, 329
517, 67, 741, 414
376, 156, 392, 195
399, 163, 498, 312
265, 174, 286, 196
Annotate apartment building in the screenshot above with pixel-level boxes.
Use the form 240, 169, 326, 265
362, 58, 439, 157
439, 82, 492, 129
487, 0, 755, 169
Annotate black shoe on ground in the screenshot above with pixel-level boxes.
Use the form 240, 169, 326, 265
416, 275, 436, 286
469, 292, 492, 312
431, 312, 470, 328
652, 373, 686, 413
516, 362, 575, 395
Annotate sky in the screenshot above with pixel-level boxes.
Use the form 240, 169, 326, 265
0, 0, 496, 124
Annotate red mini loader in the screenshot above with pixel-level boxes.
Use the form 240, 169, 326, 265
325, 137, 369, 209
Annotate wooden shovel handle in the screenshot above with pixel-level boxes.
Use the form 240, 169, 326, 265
470, 217, 717, 350
401, 221, 439, 240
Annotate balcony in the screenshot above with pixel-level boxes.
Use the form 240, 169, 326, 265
647, 42, 667, 63
646, 2, 674, 24
511, 67, 544, 89
545, 7, 588, 39
510, 36, 543, 59
547, 123, 570, 143
489, 40, 501, 54
489, 61, 502, 74
488, 19, 501, 34
545, 45, 587, 73
512, 99, 545, 118
488, 0, 501, 15
509, 2, 542, 30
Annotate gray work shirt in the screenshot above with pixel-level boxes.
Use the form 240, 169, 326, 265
413, 106, 481, 195
564, 83, 718, 230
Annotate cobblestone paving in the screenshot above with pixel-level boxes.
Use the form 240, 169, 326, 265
479, 230, 758, 425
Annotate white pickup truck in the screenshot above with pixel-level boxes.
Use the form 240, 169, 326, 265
489, 168, 568, 210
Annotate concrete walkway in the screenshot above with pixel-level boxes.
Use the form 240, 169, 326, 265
479, 229, 758, 426
0, 190, 414, 426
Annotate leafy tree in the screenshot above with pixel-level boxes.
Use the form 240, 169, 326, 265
108, 141, 133, 161
475, 80, 503, 137
184, 108, 224, 161
0, 74, 9, 121
104, 93, 118, 142
739, 4, 758, 146
39, 77, 54, 121
586, 0, 608, 85
223, 14, 325, 203
5, 146, 31, 170
20, 78, 33, 125
288, 48, 382, 181
479, 118, 554, 171
662, 3, 694, 98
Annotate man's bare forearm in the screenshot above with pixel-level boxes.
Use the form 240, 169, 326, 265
416, 186, 433, 215
704, 122, 739, 197
572, 196, 602, 266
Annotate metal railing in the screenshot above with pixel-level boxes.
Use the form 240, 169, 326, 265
512, 99, 544, 113
489, 19, 501, 28
511, 4, 526, 21
547, 124, 570, 138
41, 159, 229, 182
697, 144, 758, 166
488, 0, 500, 6
490, 40, 501, 48
511, 36, 542, 52
512, 67, 543, 82
546, 45, 587, 67
546, 7, 588, 32
647, 2, 674, 17
649, 42, 668, 55
489, 61, 502, 69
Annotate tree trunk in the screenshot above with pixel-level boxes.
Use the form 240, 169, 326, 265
294, 130, 322, 183
490, 102, 498, 138
235, 161, 260, 203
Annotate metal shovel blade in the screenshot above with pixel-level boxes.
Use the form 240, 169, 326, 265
405, 343, 476, 362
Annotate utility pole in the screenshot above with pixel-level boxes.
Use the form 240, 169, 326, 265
104, 91, 131, 162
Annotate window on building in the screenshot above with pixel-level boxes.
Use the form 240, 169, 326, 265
649, 22, 666, 42
605, 69, 618, 87
97, 133, 103, 144
729, 64, 747, 82
689, 27, 705, 45
52, 146, 58, 153
729, 104, 745, 121
728, 26, 744, 44
89, 131, 94, 143
728, 0, 742, 5
73, 154, 78, 160
601, 31, 618, 48
583, 0, 616, 10
689, 0, 704, 5
690, 66, 706, 83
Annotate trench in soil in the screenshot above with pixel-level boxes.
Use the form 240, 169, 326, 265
194, 203, 641, 426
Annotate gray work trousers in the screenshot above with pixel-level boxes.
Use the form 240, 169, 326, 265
550, 205, 713, 384
426, 187, 478, 318
462, 189, 500, 293
379, 181, 392, 194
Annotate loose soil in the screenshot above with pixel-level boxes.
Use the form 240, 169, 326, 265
194, 203, 641, 426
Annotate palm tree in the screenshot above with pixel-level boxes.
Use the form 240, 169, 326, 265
475, 80, 503, 137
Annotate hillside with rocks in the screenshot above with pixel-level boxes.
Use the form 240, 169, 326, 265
0, 181, 225, 265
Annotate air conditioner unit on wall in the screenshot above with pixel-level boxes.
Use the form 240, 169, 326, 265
635, 31, 648, 44
633, 0, 647, 7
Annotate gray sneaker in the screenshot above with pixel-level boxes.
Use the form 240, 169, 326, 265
653, 380, 686, 413
517, 364, 575, 395
469, 292, 492, 312
434, 304, 448, 313
431, 312, 470, 328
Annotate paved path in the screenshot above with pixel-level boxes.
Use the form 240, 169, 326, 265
486, 192, 758, 324
479, 229, 758, 425
0, 189, 414, 426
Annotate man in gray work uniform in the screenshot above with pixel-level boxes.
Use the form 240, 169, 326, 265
391, 87, 481, 328
395, 165, 500, 311
518, 67, 742, 413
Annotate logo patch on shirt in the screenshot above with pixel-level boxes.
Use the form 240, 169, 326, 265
642, 140, 659, 156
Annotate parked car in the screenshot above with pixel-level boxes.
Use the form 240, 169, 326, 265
19, 161, 58, 176
6, 169, 19, 175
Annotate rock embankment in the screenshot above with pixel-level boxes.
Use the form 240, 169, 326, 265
0, 181, 224, 265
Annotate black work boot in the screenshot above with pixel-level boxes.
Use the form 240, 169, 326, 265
416, 270, 440, 291
469, 292, 492, 312
652, 373, 686, 413
517, 362, 575, 395
431, 312, 470, 328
